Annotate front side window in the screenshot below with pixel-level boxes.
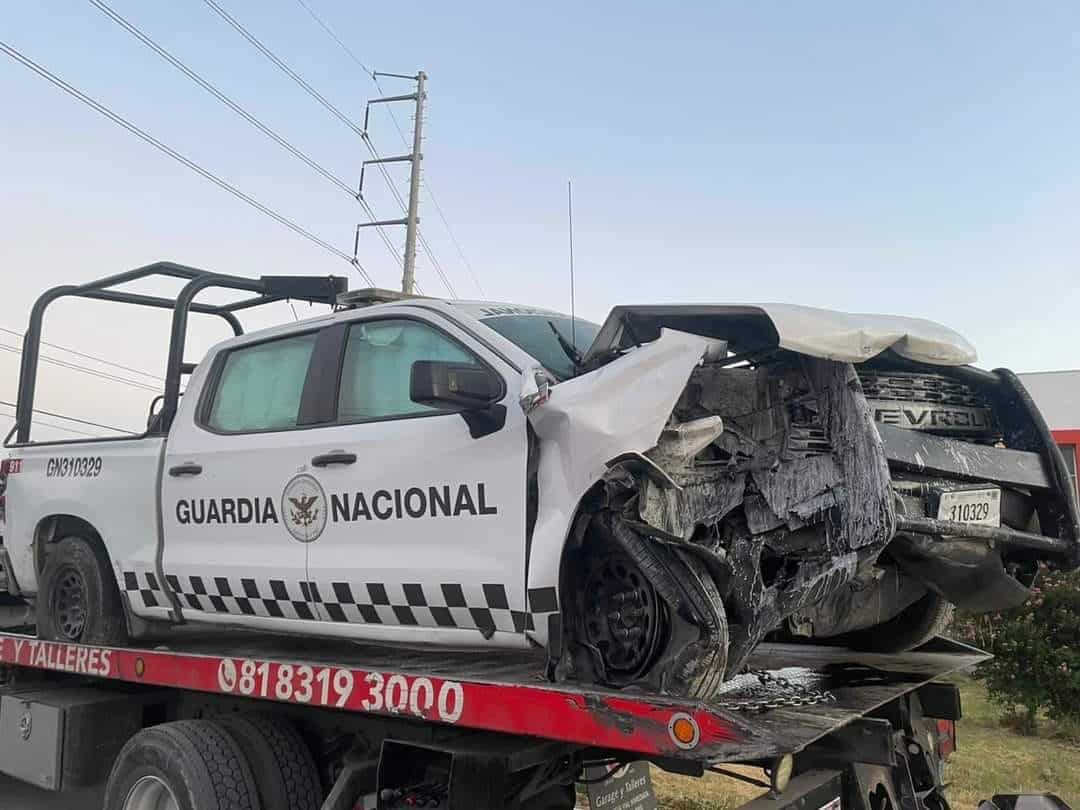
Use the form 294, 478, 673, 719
206, 332, 317, 432
338, 319, 481, 422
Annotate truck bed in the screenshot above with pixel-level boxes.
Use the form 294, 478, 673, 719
0, 629, 986, 765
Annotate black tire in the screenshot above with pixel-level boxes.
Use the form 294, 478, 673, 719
580, 519, 729, 700
104, 720, 261, 810
215, 713, 321, 810
36, 535, 128, 645
832, 592, 955, 653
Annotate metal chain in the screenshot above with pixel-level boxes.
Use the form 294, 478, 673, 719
718, 669, 837, 713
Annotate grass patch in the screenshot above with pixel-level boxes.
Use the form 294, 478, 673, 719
650, 766, 765, 810
622, 678, 1080, 809
941, 677, 1080, 806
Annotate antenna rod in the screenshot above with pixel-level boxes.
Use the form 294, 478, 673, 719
568, 179, 576, 349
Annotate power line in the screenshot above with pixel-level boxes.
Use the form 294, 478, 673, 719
293, 0, 371, 75
0, 344, 161, 392
424, 184, 485, 296
209, 0, 453, 296
292, 1, 482, 297
0, 399, 135, 435
89, 0, 358, 198
86, 0, 398, 278
0, 326, 163, 380
0, 403, 96, 438
199, 0, 404, 281
360, 128, 458, 297
202, 0, 365, 138
0, 39, 374, 286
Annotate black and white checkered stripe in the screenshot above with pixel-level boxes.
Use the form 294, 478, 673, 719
317, 581, 530, 636
527, 586, 559, 633
121, 572, 560, 636
165, 575, 317, 622
122, 570, 167, 610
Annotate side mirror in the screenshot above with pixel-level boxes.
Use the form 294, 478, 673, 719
410, 361, 502, 410
147, 394, 165, 432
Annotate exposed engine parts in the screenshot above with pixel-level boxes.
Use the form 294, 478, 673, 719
556, 347, 1079, 699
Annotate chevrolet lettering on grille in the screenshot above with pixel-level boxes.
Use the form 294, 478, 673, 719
869, 400, 994, 434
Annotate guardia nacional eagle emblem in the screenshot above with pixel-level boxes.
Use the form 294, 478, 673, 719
281, 473, 328, 543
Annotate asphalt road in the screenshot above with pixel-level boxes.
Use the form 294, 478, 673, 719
0, 774, 104, 809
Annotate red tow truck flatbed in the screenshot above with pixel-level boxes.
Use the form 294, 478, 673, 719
0, 628, 986, 809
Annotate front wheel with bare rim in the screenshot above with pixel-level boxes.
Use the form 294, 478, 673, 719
564, 519, 729, 700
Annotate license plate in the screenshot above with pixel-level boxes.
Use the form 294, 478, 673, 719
937, 487, 1000, 526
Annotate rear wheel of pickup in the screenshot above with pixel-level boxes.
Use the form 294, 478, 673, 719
104, 720, 261, 810
36, 535, 128, 645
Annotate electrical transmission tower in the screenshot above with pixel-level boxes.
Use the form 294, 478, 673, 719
357, 70, 426, 294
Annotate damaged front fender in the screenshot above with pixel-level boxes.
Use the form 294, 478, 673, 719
521, 329, 719, 652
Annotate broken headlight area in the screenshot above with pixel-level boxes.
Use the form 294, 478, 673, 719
554, 348, 1078, 699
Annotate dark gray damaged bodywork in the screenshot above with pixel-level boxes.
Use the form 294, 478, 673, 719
532, 305, 1079, 697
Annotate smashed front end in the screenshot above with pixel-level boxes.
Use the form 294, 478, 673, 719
536, 304, 1079, 698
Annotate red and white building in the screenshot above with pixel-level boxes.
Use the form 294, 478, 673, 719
1020, 370, 1080, 501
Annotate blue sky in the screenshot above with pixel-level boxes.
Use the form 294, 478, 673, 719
2, 2, 1079, 438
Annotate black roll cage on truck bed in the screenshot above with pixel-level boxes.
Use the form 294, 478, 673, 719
7, 260, 347, 446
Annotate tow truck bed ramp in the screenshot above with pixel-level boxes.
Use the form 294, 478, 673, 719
0, 630, 984, 765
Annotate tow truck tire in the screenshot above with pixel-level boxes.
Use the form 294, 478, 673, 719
104, 719, 261, 810
36, 535, 128, 645
215, 713, 322, 810
836, 592, 955, 653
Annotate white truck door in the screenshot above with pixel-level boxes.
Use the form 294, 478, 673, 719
303, 314, 530, 646
161, 328, 326, 628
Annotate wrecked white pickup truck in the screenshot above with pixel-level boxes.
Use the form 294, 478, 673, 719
3, 263, 1078, 702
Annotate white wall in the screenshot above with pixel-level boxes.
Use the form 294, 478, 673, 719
1018, 370, 1080, 431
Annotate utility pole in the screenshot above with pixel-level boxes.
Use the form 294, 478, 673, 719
401, 71, 426, 295
356, 71, 427, 294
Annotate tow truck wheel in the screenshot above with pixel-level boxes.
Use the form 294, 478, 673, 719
36, 536, 128, 645
215, 713, 322, 810
104, 719, 261, 810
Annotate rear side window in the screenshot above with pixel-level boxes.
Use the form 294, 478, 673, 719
338, 319, 480, 422
206, 332, 317, 432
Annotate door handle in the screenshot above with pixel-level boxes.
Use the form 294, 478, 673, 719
168, 463, 203, 477
311, 451, 357, 467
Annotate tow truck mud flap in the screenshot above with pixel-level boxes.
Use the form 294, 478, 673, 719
0, 684, 152, 789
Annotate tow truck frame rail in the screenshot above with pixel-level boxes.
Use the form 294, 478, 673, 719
0, 628, 985, 809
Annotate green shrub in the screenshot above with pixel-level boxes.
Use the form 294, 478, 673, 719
954, 569, 1080, 732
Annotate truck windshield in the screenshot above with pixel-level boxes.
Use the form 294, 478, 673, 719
481, 313, 600, 380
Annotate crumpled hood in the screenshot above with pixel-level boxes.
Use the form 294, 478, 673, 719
582, 303, 977, 366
